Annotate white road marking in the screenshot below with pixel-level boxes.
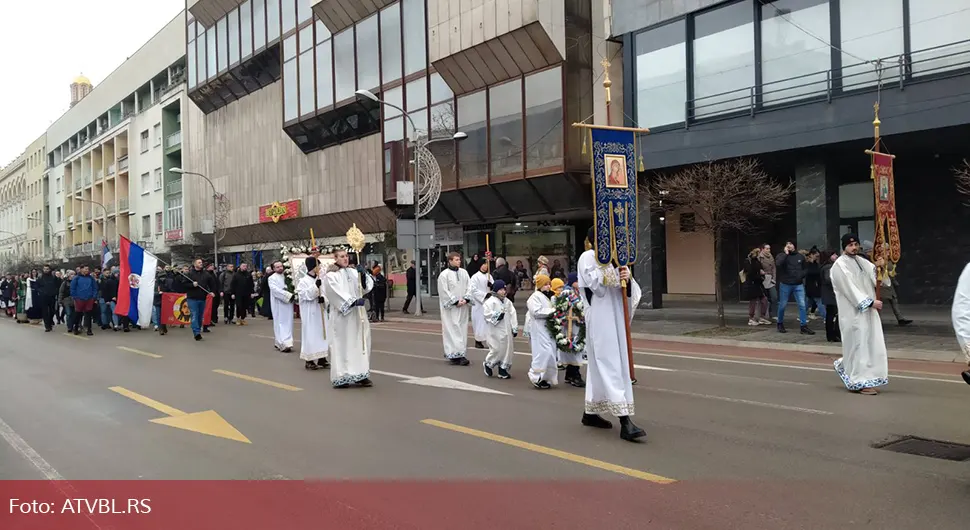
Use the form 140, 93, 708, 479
404, 376, 512, 395
0, 414, 64, 480
645, 388, 834, 415
370, 369, 418, 380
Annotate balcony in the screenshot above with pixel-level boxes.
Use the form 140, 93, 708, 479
73, 180, 82, 191
165, 131, 182, 151
165, 180, 183, 196
119, 198, 129, 212
95, 169, 104, 182
84, 210, 92, 221
107, 164, 116, 176
83, 174, 92, 187
118, 156, 129, 172
106, 203, 115, 215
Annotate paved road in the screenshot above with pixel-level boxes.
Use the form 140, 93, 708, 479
0, 316, 968, 529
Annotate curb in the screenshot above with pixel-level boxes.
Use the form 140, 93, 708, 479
379, 316, 962, 364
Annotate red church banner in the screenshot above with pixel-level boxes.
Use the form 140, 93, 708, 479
871, 152, 900, 263
159, 293, 213, 327
258, 200, 301, 223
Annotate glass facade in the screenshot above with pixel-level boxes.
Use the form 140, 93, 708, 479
692, 2, 755, 117
839, 0, 903, 88
909, 0, 970, 75
635, 21, 686, 128
760, 0, 830, 103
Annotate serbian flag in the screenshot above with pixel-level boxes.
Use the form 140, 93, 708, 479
115, 236, 157, 328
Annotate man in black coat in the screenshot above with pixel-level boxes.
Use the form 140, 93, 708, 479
231, 263, 254, 325
36, 265, 61, 332
402, 261, 416, 314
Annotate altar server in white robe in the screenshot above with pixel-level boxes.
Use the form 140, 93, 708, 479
296, 257, 330, 371
527, 274, 557, 389
831, 233, 888, 395
267, 261, 295, 353
950, 261, 970, 385
466, 260, 492, 349
482, 280, 517, 380
437, 251, 472, 365
554, 276, 586, 388
324, 250, 374, 388
578, 227, 645, 442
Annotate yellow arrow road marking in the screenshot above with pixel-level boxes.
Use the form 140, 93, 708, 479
117, 347, 163, 358
421, 419, 676, 484
109, 386, 251, 444
212, 369, 302, 391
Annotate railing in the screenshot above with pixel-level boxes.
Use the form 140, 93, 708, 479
683, 38, 970, 128
84, 209, 92, 221
95, 169, 104, 181
165, 180, 183, 196
73, 180, 82, 191
107, 164, 115, 176
82, 242, 93, 253
119, 198, 129, 211
165, 131, 182, 149
83, 174, 91, 187
106, 203, 115, 215
118, 156, 129, 172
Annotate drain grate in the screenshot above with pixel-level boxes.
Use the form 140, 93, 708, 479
873, 436, 970, 461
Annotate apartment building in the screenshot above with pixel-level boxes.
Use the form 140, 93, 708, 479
0, 151, 27, 265
46, 13, 188, 266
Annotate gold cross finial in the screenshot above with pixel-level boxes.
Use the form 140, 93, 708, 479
873, 101, 881, 141
601, 57, 612, 103
601, 57, 611, 70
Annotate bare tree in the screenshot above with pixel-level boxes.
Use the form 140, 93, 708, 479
642, 158, 792, 327
954, 159, 970, 206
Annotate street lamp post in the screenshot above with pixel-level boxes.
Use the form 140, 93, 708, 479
170, 168, 218, 266
355, 89, 466, 316
26, 215, 61, 259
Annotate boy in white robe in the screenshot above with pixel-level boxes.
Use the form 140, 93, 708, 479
950, 261, 970, 385
831, 233, 888, 395
324, 250, 374, 389
578, 227, 645, 442
466, 261, 492, 349
527, 275, 557, 389
555, 276, 586, 388
295, 257, 330, 371
267, 261, 295, 353
482, 280, 518, 380
437, 251, 471, 365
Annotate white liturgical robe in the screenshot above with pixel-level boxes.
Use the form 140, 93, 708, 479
527, 290, 557, 385
296, 274, 329, 362
483, 295, 518, 370
577, 249, 641, 417
324, 266, 373, 387
467, 271, 492, 343
438, 267, 471, 359
267, 273, 294, 351
830, 254, 888, 391
951, 262, 970, 364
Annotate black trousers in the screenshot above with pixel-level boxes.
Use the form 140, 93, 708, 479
41, 297, 56, 330
402, 293, 414, 312
372, 296, 386, 320
235, 296, 249, 319
223, 294, 235, 321
211, 294, 220, 323
824, 304, 840, 341
71, 310, 93, 332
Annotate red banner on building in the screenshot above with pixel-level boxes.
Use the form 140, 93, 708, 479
871, 152, 900, 263
258, 200, 301, 223
159, 292, 213, 326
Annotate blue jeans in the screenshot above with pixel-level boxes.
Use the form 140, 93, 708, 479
777, 283, 807, 326
187, 298, 206, 336
810, 297, 826, 319
151, 305, 160, 328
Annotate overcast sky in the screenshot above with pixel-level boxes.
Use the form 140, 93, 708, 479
0, 0, 185, 166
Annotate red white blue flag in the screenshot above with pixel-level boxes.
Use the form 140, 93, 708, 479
115, 236, 157, 328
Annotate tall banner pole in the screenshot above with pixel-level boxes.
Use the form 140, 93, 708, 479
571, 59, 649, 386
864, 102, 900, 301
485, 234, 491, 274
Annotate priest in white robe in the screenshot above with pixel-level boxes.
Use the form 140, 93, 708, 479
466, 260, 492, 349
437, 251, 472, 365
578, 227, 645, 442
482, 280, 517, 380
831, 233, 888, 395
296, 257, 330, 371
527, 275, 557, 389
324, 250, 374, 388
951, 262, 970, 385
267, 261, 295, 353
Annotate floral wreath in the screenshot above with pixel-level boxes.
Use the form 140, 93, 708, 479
280, 243, 352, 297
546, 291, 586, 354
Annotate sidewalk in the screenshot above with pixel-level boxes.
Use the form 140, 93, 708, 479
381, 292, 965, 364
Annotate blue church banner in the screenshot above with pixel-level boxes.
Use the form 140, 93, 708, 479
590, 127, 638, 267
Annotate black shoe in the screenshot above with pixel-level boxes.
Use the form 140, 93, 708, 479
532, 380, 552, 389
357, 378, 373, 387
777, 323, 787, 333
203, 327, 210, 333
449, 358, 463, 366
800, 325, 815, 335
123, 327, 130, 333
558, 363, 566, 371
305, 361, 319, 371
483, 362, 493, 378
457, 357, 470, 366
86, 330, 93, 336
962, 370, 970, 385
565, 366, 586, 388
317, 359, 330, 369
619, 420, 646, 442
194, 334, 202, 341
497, 367, 511, 379
334, 383, 351, 389
44, 328, 51, 332
898, 319, 913, 326
281, 347, 292, 353
581, 413, 613, 429
474, 341, 485, 349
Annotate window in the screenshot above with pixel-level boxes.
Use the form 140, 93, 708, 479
635, 20, 686, 127
402, 0, 427, 75
840, 0, 902, 88
909, 0, 970, 76
316, 37, 334, 109
197, 27, 208, 81
267, 0, 280, 42
241, 0, 253, 58
56, 177, 61, 193
166, 196, 184, 230
282, 0, 296, 33
141, 172, 150, 194
489, 79, 523, 177
141, 215, 151, 238
334, 29, 355, 102
298, 0, 311, 24
405, 76, 427, 112
430, 73, 452, 105
692, 2, 755, 117
228, 8, 240, 66
457, 90, 487, 182
525, 67, 563, 171
283, 35, 298, 121
253, 0, 267, 50
140, 130, 149, 152
357, 14, 380, 90
57, 207, 61, 223
206, 25, 217, 80
381, 4, 402, 84
299, 47, 314, 116
760, 0, 831, 104
188, 39, 197, 87
217, 17, 228, 73
383, 85, 404, 141
155, 213, 163, 235
154, 168, 162, 191
153, 123, 161, 147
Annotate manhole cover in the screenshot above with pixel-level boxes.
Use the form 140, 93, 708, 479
873, 436, 970, 461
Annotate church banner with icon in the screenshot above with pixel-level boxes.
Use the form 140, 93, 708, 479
589, 128, 638, 267
160, 293, 213, 327
871, 152, 900, 263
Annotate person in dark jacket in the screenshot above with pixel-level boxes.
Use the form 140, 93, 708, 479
99, 270, 122, 331
70, 265, 98, 335
179, 259, 211, 340
1, 274, 15, 318
371, 265, 387, 322
218, 264, 235, 324
402, 261, 416, 313
259, 266, 273, 318
820, 250, 840, 342
36, 265, 60, 332
803, 247, 825, 323
153, 268, 176, 335
230, 263, 255, 325
774, 241, 812, 335
492, 258, 516, 303
741, 249, 770, 326
59, 271, 75, 329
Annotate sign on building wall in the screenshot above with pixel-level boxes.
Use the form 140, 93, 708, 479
258, 200, 301, 224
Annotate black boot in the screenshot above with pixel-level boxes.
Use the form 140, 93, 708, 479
497, 367, 511, 379
962, 370, 970, 385
357, 378, 373, 387
800, 325, 815, 335
305, 361, 319, 370
474, 341, 485, 349
619, 416, 646, 442
317, 358, 330, 369
582, 413, 613, 429
483, 362, 494, 378
565, 366, 586, 388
